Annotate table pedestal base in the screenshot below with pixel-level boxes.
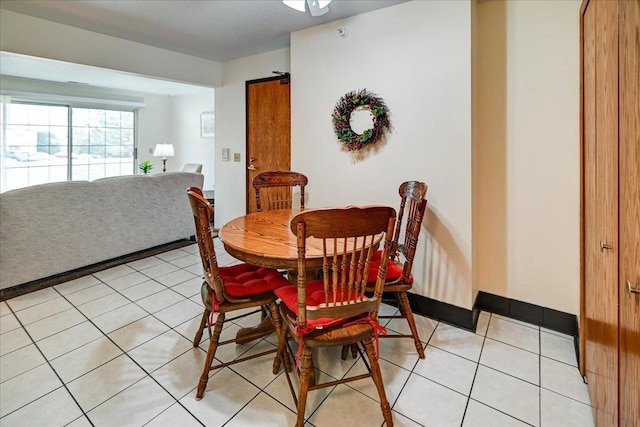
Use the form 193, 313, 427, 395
235, 316, 275, 344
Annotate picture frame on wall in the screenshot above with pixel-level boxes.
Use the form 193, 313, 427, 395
201, 112, 215, 138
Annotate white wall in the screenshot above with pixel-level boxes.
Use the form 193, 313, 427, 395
0, 10, 221, 87
214, 0, 581, 315
476, 0, 581, 314
214, 48, 290, 228
290, 1, 474, 309
167, 91, 216, 190
136, 94, 171, 173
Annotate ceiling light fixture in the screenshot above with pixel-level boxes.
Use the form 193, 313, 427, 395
283, 0, 332, 17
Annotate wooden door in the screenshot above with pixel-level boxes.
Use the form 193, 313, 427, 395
618, 0, 640, 425
582, 0, 619, 425
245, 75, 291, 213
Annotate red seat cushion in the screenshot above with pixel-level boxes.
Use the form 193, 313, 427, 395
366, 250, 406, 283
219, 263, 290, 298
275, 281, 359, 331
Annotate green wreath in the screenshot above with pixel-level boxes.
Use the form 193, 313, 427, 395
331, 89, 391, 151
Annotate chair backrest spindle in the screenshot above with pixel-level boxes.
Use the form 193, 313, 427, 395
359, 180, 429, 360
393, 181, 428, 279
186, 187, 225, 302
290, 206, 396, 330
253, 171, 308, 212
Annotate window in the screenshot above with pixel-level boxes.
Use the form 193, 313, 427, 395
0, 101, 136, 193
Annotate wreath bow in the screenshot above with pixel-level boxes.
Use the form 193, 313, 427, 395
332, 89, 391, 151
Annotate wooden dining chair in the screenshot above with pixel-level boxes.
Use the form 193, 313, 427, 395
186, 187, 291, 400
363, 181, 428, 359
252, 170, 308, 211
274, 205, 397, 427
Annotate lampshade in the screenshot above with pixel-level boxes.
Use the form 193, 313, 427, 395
153, 143, 174, 158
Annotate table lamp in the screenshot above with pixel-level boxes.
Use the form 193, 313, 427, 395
154, 143, 174, 172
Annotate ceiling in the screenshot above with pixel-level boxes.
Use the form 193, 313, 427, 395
0, 0, 406, 95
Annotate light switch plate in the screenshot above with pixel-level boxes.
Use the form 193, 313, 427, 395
234, 153, 241, 162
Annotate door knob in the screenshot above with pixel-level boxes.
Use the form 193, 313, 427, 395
600, 241, 613, 251
247, 165, 256, 171
625, 280, 640, 298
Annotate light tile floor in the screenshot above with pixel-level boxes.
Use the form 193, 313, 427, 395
0, 239, 595, 427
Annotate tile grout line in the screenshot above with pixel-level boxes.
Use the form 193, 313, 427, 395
425, 316, 588, 408
2, 250, 592, 427
42, 270, 207, 426
69, 262, 203, 342
6, 249, 280, 424
482, 333, 580, 369
2, 294, 579, 424
539, 387, 593, 407
0, 302, 96, 427
466, 397, 536, 426
459, 313, 489, 427
220, 389, 291, 427
388, 320, 440, 426
539, 325, 542, 427
92, 259, 226, 425
363, 309, 431, 423
458, 313, 538, 427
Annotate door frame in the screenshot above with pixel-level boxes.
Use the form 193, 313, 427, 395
578, 0, 588, 376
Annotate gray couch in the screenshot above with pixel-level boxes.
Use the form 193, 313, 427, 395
0, 172, 204, 290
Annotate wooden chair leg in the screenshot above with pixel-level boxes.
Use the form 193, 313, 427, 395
340, 343, 359, 359
341, 344, 350, 360
295, 346, 314, 427
350, 343, 358, 358
363, 339, 394, 426
196, 312, 225, 400
269, 302, 291, 374
193, 309, 209, 347
397, 291, 425, 359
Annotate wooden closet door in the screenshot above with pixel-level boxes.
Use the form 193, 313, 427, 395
582, 0, 619, 425
618, 1, 640, 425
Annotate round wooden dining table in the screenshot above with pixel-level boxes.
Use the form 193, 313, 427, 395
220, 208, 319, 271
219, 207, 384, 343
219, 207, 384, 272
220, 208, 320, 343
